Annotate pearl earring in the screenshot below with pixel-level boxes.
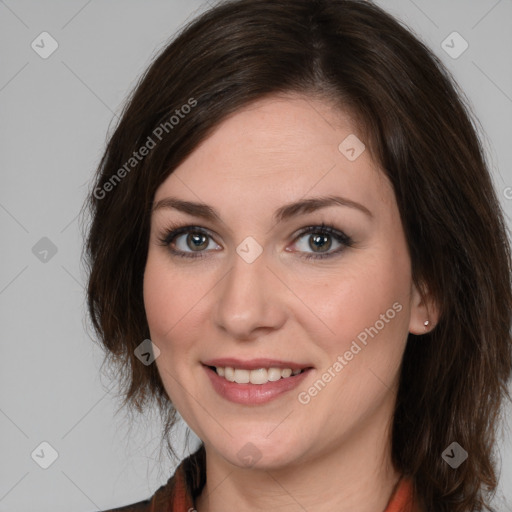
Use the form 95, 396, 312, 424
424, 320, 430, 331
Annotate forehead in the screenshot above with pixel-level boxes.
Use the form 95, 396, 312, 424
154, 94, 394, 217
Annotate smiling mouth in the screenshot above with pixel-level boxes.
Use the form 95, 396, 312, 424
207, 365, 308, 385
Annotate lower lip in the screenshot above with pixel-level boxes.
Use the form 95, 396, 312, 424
203, 365, 312, 405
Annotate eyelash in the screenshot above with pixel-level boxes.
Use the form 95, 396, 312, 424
156, 222, 354, 261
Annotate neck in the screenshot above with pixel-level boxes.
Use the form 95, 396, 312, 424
195, 399, 401, 512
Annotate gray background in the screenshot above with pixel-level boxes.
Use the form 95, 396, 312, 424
1, 1, 511, 510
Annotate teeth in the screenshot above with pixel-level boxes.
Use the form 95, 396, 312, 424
267, 368, 282, 382
214, 366, 304, 384
225, 367, 235, 382
234, 369, 250, 384
250, 368, 269, 384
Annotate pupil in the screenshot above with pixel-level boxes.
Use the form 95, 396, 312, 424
189, 233, 208, 251
311, 233, 331, 252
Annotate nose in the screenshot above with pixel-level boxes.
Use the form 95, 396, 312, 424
212, 248, 287, 341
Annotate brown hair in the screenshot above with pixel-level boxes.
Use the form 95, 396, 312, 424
83, 0, 512, 509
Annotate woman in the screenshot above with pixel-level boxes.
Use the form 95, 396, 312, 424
84, 0, 512, 510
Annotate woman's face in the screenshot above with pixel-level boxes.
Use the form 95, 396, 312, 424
143, 94, 429, 470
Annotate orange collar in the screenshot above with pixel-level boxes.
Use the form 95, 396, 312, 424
384, 476, 417, 512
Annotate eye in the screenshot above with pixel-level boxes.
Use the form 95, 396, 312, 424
157, 222, 353, 260
290, 223, 353, 260
157, 225, 221, 259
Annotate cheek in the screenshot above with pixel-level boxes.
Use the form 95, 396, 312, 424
296, 251, 411, 426
298, 248, 410, 348
143, 252, 212, 361
143, 254, 192, 345
143, 255, 201, 408
303, 235, 411, 373
143, 258, 172, 335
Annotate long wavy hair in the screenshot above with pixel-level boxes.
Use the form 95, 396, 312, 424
82, 0, 512, 509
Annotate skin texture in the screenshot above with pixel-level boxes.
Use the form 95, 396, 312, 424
143, 94, 437, 512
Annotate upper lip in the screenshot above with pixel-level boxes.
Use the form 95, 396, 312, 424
202, 358, 313, 371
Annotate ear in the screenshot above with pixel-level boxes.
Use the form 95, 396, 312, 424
408, 279, 439, 335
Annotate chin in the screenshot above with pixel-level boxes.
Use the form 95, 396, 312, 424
212, 433, 308, 470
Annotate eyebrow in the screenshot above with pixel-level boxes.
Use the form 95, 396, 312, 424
152, 195, 373, 223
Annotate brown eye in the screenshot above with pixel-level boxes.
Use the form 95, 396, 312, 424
185, 232, 209, 251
